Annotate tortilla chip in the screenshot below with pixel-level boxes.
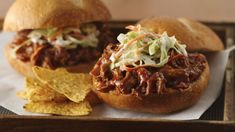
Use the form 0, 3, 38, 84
19, 78, 67, 102
17, 90, 28, 100
24, 101, 92, 116
32, 66, 92, 103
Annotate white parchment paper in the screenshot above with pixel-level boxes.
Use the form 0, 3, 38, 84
0, 32, 234, 120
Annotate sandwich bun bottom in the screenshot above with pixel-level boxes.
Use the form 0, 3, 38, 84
93, 63, 210, 114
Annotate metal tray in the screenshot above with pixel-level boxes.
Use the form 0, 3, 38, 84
0, 20, 234, 132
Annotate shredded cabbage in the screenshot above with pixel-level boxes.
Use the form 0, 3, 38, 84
27, 23, 99, 49
110, 25, 188, 71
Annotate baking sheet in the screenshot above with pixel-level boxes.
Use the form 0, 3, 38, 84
0, 32, 234, 120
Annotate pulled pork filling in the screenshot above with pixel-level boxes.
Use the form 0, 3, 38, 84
90, 25, 207, 96
91, 45, 206, 96
10, 22, 112, 69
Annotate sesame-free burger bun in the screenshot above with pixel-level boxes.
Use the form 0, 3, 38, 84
3, 0, 111, 31
138, 17, 224, 52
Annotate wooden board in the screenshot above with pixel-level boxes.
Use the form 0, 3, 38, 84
0, 116, 234, 132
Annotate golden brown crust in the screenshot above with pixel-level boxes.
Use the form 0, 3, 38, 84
4, 44, 97, 77
3, 0, 111, 31
92, 63, 210, 114
138, 17, 224, 52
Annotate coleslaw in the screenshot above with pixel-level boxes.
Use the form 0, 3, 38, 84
110, 25, 188, 71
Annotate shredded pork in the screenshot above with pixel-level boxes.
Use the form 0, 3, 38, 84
90, 44, 207, 96
10, 23, 112, 69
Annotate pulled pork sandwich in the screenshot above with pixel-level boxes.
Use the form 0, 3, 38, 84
3, 0, 111, 77
90, 17, 224, 114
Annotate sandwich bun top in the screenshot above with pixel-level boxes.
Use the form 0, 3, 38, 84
138, 17, 224, 52
3, 0, 111, 31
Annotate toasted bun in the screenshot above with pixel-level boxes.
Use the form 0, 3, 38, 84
3, 0, 111, 31
93, 63, 210, 114
4, 44, 97, 78
138, 17, 224, 52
